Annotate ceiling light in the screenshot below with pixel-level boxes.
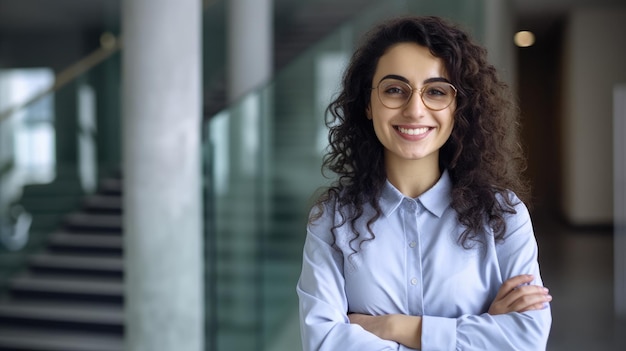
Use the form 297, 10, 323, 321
514, 31, 535, 48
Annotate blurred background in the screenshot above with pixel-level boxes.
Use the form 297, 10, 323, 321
0, 0, 625, 350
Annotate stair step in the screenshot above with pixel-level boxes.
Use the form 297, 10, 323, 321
10, 275, 123, 303
99, 179, 122, 195
83, 195, 123, 213
64, 213, 123, 233
0, 327, 122, 351
48, 229, 122, 237
0, 301, 123, 331
48, 232, 123, 254
30, 213, 65, 232
29, 253, 123, 276
19, 196, 84, 213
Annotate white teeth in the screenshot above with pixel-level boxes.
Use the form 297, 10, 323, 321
398, 127, 429, 135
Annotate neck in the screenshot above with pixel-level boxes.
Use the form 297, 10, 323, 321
385, 153, 441, 198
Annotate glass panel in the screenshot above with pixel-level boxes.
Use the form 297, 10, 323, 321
0, 70, 56, 290
0, 51, 122, 292
0, 0, 487, 347
203, 1, 486, 350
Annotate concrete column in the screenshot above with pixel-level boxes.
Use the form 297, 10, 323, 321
483, 0, 515, 86
227, 0, 273, 101
122, 0, 203, 350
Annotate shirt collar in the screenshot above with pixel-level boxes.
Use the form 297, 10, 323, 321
379, 169, 452, 218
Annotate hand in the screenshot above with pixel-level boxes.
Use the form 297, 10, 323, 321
488, 274, 552, 315
349, 313, 422, 349
348, 313, 393, 340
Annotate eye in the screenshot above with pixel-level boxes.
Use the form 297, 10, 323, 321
384, 86, 408, 96
379, 80, 411, 98
424, 84, 451, 99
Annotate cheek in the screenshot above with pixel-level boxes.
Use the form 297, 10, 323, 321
439, 113, 455, 141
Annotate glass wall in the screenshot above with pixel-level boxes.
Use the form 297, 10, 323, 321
203, 1, 485, 349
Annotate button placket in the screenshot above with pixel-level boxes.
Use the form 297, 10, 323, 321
413, 199, 425, 315
400, 198, 422, 315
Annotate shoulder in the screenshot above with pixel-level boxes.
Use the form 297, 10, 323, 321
307, 193, 378, 250
495, 190, 530, 220
307, 196, 343, 246
493, 190, 535, 245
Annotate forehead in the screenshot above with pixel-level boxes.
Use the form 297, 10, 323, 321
373, 42, 448, 82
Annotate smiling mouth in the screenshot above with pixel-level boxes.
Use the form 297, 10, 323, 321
397, 126, 431, 136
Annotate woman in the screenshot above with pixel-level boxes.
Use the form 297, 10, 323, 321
297, 16, 552, 350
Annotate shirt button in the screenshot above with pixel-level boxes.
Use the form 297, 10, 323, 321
409, 241, 416, 248
410, 277, 418, 286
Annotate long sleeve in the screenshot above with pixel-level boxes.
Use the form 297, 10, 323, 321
297, 175, 551, 351
419, 195, 552, 351
297, 226, 405, 351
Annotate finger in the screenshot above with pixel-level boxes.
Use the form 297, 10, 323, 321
506, 285, 548, 302
518, 299, 552, 313
509, 291, 552, 312
495, 274, 535, 300
516, 298, 552, 313
498, 285, 549, 309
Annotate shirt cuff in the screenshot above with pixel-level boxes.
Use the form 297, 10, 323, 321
421, 315, 456, 351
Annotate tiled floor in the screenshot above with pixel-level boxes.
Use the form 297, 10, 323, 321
271, 211, 626, 351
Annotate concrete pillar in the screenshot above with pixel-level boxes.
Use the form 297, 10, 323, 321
122, 0, 203, 350
227, 0, 273, 101
483, 0, 515, 86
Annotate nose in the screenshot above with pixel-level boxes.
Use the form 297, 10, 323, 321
402, 89, 427, 118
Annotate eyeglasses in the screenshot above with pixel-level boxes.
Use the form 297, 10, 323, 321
372, 78, 457, 111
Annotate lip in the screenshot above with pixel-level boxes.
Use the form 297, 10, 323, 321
394, 125, 434, 140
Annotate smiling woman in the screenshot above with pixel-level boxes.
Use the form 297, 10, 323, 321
367, 43, 455, 189
297, 16, 552, 351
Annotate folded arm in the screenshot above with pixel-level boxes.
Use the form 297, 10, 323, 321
297, 230, 403, 351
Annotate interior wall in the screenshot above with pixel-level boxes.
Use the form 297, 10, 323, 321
561, 7, 626, 225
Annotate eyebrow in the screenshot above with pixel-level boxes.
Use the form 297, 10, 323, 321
379, 74, 452, 85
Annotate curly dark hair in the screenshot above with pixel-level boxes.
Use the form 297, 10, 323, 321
312, 15, 529, 251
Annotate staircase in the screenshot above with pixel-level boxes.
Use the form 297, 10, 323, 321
0, 178, 124, 351
0, 1, 378, 350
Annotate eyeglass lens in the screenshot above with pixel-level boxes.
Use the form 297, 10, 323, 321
377, 79, 456, 110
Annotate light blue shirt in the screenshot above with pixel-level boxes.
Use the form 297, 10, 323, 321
297, 171, 551, 350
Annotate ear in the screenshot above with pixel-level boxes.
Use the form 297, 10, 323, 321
366, 105, 372, 120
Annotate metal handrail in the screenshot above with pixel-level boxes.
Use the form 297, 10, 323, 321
0, 37, 122, 123
0, 0, 220, 124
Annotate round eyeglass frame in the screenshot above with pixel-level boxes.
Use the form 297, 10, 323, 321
372, 80, 458, 111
